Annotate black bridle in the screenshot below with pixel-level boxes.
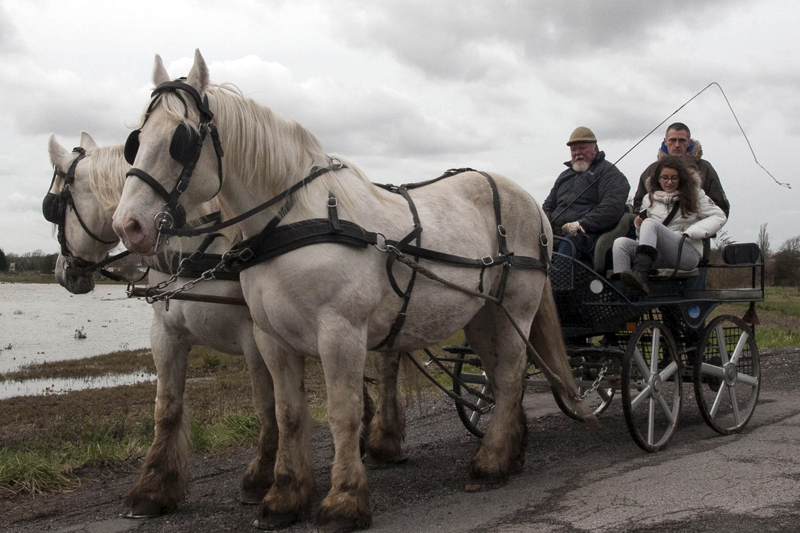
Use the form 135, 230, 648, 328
43, 147, 131, 278
124, 79, 224, 235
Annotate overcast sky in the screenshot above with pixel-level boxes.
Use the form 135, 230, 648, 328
0, 0, 796, 256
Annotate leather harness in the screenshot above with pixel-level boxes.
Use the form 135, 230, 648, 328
122, 80, 551, 349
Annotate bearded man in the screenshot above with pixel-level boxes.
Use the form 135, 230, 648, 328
542, 127, 630, 261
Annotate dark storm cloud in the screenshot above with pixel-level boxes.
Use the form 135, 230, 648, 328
336, 0, 744, 81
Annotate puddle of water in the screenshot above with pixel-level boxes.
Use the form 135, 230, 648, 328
0, 283, 153, 374
0, 371, 157, 399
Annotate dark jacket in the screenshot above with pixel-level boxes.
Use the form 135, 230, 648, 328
633, 140, 730, 217
542, 151, 630, 237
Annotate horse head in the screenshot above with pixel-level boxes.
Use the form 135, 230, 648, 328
47, 132, 120, 294
114, 50, 224, 255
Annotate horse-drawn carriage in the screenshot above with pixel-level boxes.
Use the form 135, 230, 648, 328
47, 50, 767, 530
444, 214, 764, 452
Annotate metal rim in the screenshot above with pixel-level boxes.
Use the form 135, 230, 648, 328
693, 314, 760, 435
452, 352, 494, 438
621, 321, 682, 452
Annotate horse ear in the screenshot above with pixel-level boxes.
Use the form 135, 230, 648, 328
48, 134, 71, 169
153, 54, 170, 85
185, 49, 209, 93
80, 131, 97, 150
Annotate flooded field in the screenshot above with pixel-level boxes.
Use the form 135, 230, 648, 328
0, 283, 153, 397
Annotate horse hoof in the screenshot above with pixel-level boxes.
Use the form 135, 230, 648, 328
314, 516, 371, 533
363, 455, 408, 470
251, 511, 299, 530
240, 489, 266, 506
464, 480, 506, 493
122, 499, 166, 519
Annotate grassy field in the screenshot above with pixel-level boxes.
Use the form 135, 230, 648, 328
0, 286, 797, 498
0, 334, 461, 498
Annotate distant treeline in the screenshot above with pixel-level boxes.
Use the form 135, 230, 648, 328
0, 248, 58, 273
0, 247, 143, 278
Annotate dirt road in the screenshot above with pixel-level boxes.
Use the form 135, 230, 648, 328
4, 346, 800, 533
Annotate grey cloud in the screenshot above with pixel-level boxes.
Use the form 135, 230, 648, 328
0, 4, 23, 55
333, 0, 745, 81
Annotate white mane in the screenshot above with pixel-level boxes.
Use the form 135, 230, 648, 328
86, 144, 241, 245
143, 83, 382, 223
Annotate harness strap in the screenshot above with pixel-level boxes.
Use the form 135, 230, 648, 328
223, 219, 378, 272
328, 192, 342, 233
163, 162, 345, 237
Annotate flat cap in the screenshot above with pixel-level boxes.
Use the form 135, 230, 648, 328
567, 126, 597, 146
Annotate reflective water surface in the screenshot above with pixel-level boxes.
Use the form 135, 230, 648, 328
0, 283, 154, 397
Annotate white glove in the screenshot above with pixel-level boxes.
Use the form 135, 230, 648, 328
562, 221, 582, 236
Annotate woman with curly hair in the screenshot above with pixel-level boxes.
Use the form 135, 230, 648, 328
612, 155, 727, 295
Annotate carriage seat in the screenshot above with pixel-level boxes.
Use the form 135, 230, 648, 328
593, 212, 636, 273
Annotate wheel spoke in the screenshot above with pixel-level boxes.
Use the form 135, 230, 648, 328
650, 329, 661, 375
648, 398, 656, 444
631, 383, 652, 410
656, 394, 676, 421
633, 348, 650, 377
715, 325, 730, 364
728, 386, 741, 425
700, 362, 725, 379
729, 331, 750, 366
659, 361, 679, 381
598, 388, 613, 402
738, 373, 759, 387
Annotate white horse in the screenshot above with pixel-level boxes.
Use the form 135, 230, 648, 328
47, 133, 282, 516
113, 50, 587, 532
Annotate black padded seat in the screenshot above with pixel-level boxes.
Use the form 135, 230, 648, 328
594, 212, 636, 273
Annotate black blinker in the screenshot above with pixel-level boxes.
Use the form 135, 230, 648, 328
42, 192, 66, 225
169, 123, 201, 166
124, 130, 140, 165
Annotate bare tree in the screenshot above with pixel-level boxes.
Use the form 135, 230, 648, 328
757, 223, 771, 257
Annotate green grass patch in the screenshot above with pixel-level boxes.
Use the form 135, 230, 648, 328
754, 329, 800, 350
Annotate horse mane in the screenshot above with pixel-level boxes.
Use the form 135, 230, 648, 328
86, 143, 242, 246
144, 82, 383, 223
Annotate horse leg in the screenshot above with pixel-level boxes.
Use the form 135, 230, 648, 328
240, 335, 278, 504
315, 325, 371, 532
125, 319, 190, 517
365, 353, 405, 463
253, 327, 315, 529
463, 302, 531, 489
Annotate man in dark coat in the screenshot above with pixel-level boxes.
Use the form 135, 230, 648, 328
542, 127, 630, 260
633, 122, 729, 217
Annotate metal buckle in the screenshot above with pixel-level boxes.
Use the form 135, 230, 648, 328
482, 256, 494, 266
540, 233, 549, 247
327, 197, 338, 208
497, 225, 507, 238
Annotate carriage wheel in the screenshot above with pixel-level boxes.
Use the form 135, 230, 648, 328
621, 321, 682, 452
452, 352, 494, 438
693, 315, 760, 435
552, 354, 615, 421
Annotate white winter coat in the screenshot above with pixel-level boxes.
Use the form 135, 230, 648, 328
638, 188, 727, 256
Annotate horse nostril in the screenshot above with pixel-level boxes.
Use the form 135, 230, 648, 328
124, 218, 142, 235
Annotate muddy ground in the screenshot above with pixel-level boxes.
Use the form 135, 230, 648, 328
3, 345, 800, 533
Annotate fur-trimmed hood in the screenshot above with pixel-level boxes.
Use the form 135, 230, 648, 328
645, 140, 703, 193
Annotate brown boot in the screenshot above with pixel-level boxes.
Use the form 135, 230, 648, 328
621, 245, 658, 296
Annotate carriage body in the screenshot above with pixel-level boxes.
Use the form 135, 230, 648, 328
449, 235, 765, 452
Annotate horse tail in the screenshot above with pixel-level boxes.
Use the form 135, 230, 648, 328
530, 278, 595, 422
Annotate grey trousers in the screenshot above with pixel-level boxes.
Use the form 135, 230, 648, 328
613, 218, 701, 273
